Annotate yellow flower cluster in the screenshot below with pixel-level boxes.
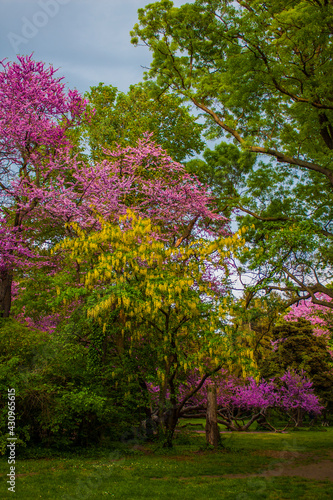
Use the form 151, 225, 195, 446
55, 212, 245, 372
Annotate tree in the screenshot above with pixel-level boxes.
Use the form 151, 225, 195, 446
11, 132, 228, 330
227, 293, 287, 374
0, 315, 148, 451
285, 293, 333, 340
261, 319, 333, 412
205, 385, 219, 447
186, 142, 255, 219
131, 0, 333, 308
0, 55, 87, 317
9, 132, 236, 446
52, 209, 241, 447
82, 81, 205, 163
216, 371, 323, 430
0, 53, 207, 320
149, 368, 323, 432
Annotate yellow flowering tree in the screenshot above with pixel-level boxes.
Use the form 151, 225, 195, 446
55, 210, 245, 446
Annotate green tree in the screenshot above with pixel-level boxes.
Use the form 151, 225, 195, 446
186, 142, 255, 218
131, 0, 333, 308
0, 316, 148, 452
261, 319, 333, 412
229, 293, 287, 373
82, 81, 204, 162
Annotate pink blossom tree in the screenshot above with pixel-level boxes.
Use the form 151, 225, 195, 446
147, 369, 323, 434
12, 133, 229, 329
278, 370, 324, 427
0, 54, 87, 317
284, 293, 333, 338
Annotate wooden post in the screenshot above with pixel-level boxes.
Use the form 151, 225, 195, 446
205, 384, 219, 448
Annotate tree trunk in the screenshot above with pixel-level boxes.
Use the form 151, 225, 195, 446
296, 408, 303, 427
206, 385, 219, 448
0, 268, 13, 318
162, 406, 179, 448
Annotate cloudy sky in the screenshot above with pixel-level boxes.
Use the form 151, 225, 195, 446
1, 0, 189, 95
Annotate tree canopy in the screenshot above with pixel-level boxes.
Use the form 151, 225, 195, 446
82, 81, 204, 163
131, 0, 333, 308
0, 54, 87, 317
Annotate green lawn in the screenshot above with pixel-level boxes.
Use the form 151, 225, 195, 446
1, 429, 333, 499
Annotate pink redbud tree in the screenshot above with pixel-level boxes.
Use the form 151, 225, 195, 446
147, 369, 323, 433
0, 55, 87, 317
284, 293, 333, 338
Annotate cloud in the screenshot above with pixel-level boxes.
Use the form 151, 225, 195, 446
1, 0, 193, 93
1, 0, 154, 92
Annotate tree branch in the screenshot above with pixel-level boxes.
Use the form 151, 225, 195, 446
175, 217, 198, 248
191, 98, 333, 184
178, 365, 223, 413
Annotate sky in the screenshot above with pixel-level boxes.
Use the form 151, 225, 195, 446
1, 0, 189, 95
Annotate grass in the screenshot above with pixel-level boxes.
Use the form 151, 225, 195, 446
1, 428, 333, 499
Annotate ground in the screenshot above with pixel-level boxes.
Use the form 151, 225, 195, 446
1, 429, 333, 499
228, 449, 333, 482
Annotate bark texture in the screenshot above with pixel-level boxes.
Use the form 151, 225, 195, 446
205, 385, 219, 448
0, 269, 12, 318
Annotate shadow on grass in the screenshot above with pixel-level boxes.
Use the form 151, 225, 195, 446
0, 429, 332, 499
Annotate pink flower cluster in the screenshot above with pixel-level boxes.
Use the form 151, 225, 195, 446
284, 294, 333, 338
148, 369, 323, 430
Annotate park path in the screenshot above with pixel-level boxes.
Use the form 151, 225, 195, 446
225, 451, 333, 482
188, 430, 333, 481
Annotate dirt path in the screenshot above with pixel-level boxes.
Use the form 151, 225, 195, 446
189, 430, 333, 481
226, 451, 333, 482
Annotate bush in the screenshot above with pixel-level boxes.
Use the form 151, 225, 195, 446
0, 318, 147, 452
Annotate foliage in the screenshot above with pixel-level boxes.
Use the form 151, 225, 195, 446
149, 368, 323, 431
0, 52, 222, 320
11, 130, 229, 327
131, 0, 333, 307
0, 318, 148, 453
83, 81, 204, 162
226, 293, 288, 375
3, 38, 329, 456
51, 208, 244, 446
186, 142, 255, 218
285, 293, 333, 340
261, 319, 333, 412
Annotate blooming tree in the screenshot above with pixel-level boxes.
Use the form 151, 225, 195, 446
284, 294, 333, 362
148, 369, 323, 434
0, 54, 87, 317
278, 371, 323, 427
0, 54, 227, 320
51, 206, 243, 446
285, 293, 333, 338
